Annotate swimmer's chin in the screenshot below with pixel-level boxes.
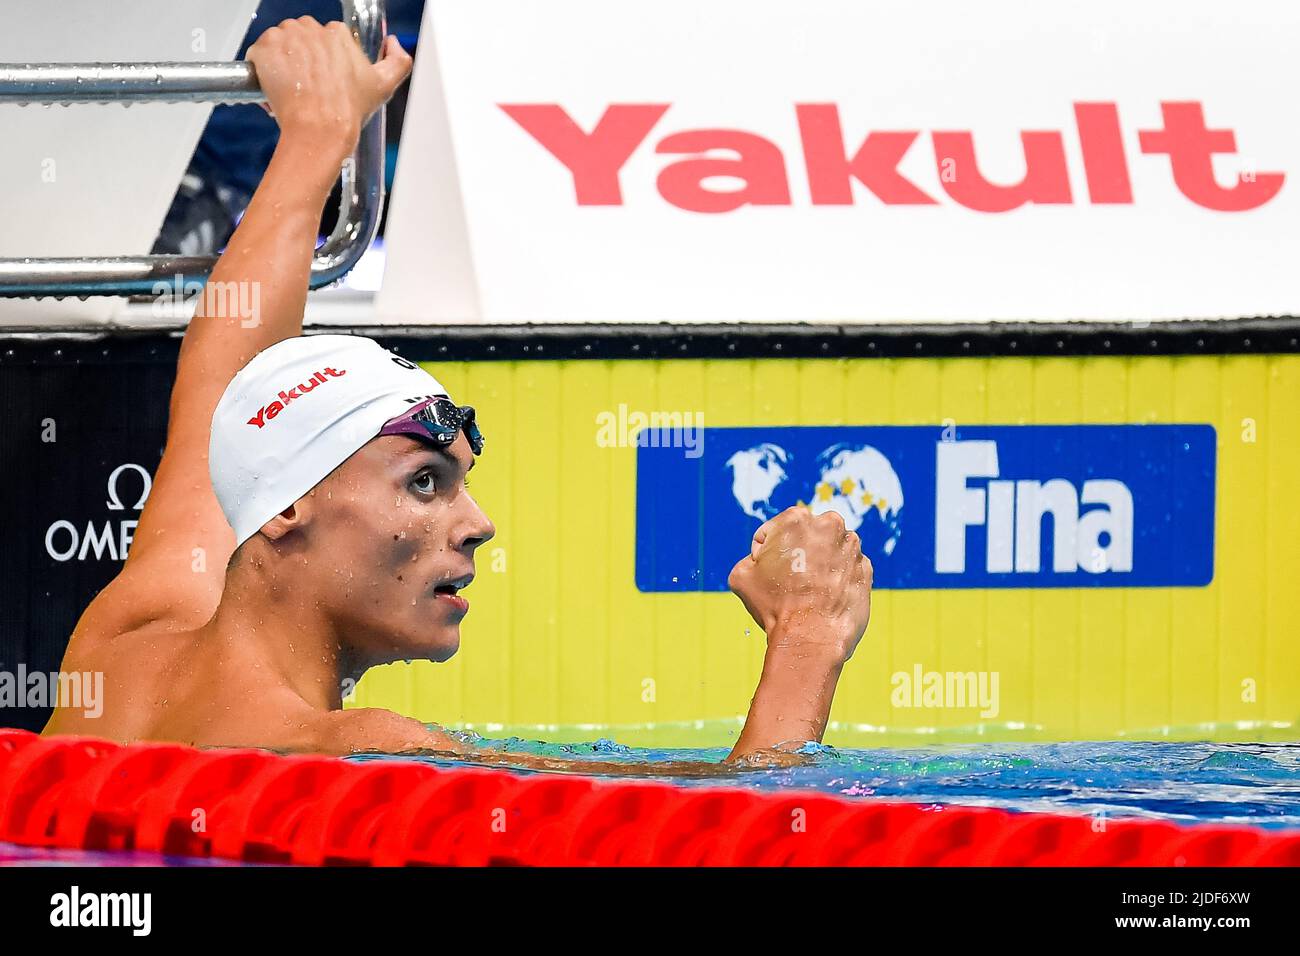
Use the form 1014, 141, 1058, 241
380, 629, 461, 666
431, 641, 460, 663
422, 629, 462, 664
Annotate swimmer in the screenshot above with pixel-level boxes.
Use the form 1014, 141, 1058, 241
43, 18, 873, 772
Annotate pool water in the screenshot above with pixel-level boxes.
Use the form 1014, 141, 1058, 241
353, 738, 1300, 830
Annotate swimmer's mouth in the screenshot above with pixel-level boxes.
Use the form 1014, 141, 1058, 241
433, 574, 474, 597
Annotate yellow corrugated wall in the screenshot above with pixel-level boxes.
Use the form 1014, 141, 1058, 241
351, 353, 1300, 747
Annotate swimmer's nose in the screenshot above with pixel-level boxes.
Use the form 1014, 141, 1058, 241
458, 500, 495, 554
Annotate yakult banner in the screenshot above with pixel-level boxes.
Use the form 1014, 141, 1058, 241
378, 0, 1299, 325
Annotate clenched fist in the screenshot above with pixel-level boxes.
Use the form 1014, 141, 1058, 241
728, 506, 873, 664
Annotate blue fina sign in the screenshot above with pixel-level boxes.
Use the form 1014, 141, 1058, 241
635, 425, 1216, 590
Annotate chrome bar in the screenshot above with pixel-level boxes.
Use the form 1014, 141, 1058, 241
0, 0, 386, 298
0, 62, 262, 105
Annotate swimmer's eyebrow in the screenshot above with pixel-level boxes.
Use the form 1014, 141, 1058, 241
398, 441, 476, 471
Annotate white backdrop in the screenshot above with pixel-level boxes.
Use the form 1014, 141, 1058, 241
378, 0, 1300, 324
0, 0, 259, 326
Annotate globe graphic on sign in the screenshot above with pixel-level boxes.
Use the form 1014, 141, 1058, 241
723, 440, 905, 560
724, 443, 790, 520
809, 443, 905, 556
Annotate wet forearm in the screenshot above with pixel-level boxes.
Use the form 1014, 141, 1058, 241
170, 132, 349, 428
461, 750, 749, 778
198, 133, 337, 331
726, 634, 845, 763
393, 738, 805, 777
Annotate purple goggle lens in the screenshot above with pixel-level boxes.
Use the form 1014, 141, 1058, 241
379, 396, 484, 455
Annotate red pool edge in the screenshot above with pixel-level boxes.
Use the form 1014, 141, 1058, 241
1, 729, 1296, 867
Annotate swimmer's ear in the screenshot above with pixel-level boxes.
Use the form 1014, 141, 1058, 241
258, 502, 306, 542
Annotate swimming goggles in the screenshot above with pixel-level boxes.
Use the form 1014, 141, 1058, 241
379, 396, 485, 455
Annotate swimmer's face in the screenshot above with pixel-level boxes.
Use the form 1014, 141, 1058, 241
299, 432, 494, 667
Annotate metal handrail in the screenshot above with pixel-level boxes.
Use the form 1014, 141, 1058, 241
0, 0, 386, 298
0, 62, 263, 105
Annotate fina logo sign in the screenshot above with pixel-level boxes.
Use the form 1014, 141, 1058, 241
935, 441, 1132, 575
635, 425, 1215, 590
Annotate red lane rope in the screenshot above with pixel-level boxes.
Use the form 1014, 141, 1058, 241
1, 731, 1296, 866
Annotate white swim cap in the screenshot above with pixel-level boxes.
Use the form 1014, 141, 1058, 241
210, 334, 448, 546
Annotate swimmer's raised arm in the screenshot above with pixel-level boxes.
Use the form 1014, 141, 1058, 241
164, 20, 411, 442
81, 21, 411, 638
724, 507, 871, 760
